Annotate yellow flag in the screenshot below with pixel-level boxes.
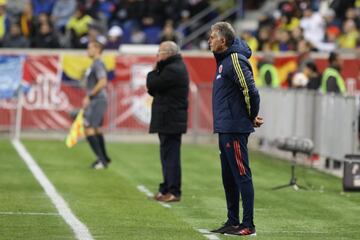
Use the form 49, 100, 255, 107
65, 109, 85, 148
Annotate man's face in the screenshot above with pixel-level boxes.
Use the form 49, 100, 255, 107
157, 44, 170, 62
87, 42, 99, 58
208, 30, 226, 53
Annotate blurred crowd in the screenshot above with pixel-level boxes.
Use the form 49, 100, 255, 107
0, 0, 359, 51
0, 0, 225, 50
243, 0, 360, 53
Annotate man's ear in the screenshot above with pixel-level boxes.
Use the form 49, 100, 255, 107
221, 37, 226, 46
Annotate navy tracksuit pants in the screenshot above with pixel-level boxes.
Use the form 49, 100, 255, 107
218, 133, 254, 227
158, 133, 182, 197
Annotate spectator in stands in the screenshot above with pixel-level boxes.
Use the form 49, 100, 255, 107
66, 6, 93, 48
33, 12, 50, 34
338, 19, 360, 49
105, 25, 122, 49
146, 41, 189, 203
345, 7, 360, 28
31, 0, 55, 17
51, 0, 76, 33
278, 13, 300, 32
159, 20, 179, 43
257, 54, 280, 88
96, 0, 117, 26
322, 8, 341, 29
321, 51, 346, 94
290, 26, 303, 43
6, 0, 27, 16
130, 27, 146, 44
277, 29, 296, 51
2, 22, 29, 48
79, 24, 102, 49
296, 39, 312, 67
305, 61, 322, 90
325, 25, 340, 44
32, 21, 59, 48
19, 1, 35, 39
105, 25, 123, 50
330, 0, 356, 20
257, 26, 272, 51
291, 60, 321, 89
114, 0, 145, 43
0, 1, 10, 45
241, 30, 258, 52
299, 5, 325, 50
142, 0, 166, 27
77, 0, 101, 20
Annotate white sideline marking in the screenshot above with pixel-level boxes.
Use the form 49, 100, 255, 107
0, 211, 59, 216
11, 140, 94, 240
136, 185, 219, 240
197, 229, 220, 240
136, 185, 171, 208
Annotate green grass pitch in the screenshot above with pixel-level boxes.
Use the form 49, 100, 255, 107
1, 139, 360, 239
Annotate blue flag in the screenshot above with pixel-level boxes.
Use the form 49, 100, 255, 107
0, 56, 24, 99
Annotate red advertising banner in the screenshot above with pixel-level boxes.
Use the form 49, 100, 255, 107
0, 52, 359, 133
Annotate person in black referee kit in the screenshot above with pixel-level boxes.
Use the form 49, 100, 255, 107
208, 22, 263, 236
146, 41, 189, 203
83, 36, 111, 169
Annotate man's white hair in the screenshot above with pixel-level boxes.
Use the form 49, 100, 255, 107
160, 41, 179, 55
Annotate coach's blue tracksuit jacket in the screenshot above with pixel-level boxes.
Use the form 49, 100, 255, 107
212, 38, 260, 133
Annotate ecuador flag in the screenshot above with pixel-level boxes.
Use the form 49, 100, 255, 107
66, 109, 85, 148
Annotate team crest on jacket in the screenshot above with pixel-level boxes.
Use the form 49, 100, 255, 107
218, 65, 223, 73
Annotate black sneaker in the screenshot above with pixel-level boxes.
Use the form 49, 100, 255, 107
210, 222, 240, 234
225, 226, 256, 236
92, 161, 107, 169
91, 158, 110, 168
90, 160, 99, 168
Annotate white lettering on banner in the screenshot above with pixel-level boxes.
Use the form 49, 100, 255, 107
128, 64, 153, 124
0, 73, 72, 110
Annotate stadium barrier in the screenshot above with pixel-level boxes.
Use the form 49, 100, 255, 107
256, 88, 359, 161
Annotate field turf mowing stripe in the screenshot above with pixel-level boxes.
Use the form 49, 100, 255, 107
22, 140, 205, 240
15, 140, 360, 239
0, 139, 74, 240
12, 139, 94, 240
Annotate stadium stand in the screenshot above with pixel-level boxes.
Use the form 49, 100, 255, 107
0, 0, 358, 51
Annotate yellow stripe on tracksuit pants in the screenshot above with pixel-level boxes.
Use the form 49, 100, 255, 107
231, 53, 251, 116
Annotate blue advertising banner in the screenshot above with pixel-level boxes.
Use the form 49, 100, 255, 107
0, 56, 24, 99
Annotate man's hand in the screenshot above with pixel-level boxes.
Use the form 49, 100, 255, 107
82, 95, 90, 108
253, 116, 264, 128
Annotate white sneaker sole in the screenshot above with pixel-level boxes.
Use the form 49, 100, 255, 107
224, 232, 257, 237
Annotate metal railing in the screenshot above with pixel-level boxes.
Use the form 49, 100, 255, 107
179, 0, 241, 48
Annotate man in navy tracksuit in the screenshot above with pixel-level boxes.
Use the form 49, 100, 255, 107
209, 22, 263, 236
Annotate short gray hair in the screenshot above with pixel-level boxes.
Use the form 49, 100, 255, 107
160, 41, 179, 55
211, 22, 235, 47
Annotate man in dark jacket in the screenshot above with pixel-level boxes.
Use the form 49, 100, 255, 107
208, 22, 263, 236
146, 41, 189, 203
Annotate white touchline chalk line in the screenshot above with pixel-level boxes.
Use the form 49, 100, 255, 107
196, 229, 220, 240
136, 185, 220, 240
136, 185, 171, 208
0, 211, 59, 216
11, 139, 94, 240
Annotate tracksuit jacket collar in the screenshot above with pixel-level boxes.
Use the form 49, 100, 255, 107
213, 38, 252, 64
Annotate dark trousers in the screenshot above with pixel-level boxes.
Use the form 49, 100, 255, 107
218, 133, 254, 227
158, 133, 182, 197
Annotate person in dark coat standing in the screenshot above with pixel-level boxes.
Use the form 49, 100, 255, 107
146, 41, 189, 203
208, 22, 263, 236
